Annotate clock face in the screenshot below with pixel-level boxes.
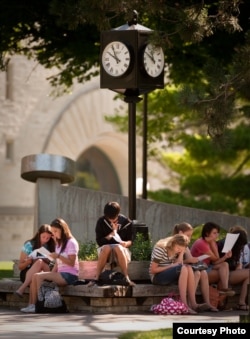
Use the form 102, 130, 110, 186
143, 44, 164, 78
102, 41, 131, 77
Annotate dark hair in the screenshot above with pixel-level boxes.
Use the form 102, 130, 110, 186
27, 224, 55, 252
104, 202, 120, 219
228, 225, 248, 261
50, 218, 72, 252
201, 222, 220, 239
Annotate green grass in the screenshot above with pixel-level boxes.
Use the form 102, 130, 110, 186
118, 328, 172, 339
0, 261, 13, 279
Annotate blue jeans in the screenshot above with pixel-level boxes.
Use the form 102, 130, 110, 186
152, 264, 182, 285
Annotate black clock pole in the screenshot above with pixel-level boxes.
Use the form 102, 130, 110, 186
100, 10, 164, 224
124, 95, 142, 220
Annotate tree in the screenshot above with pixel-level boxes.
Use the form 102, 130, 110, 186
1, 1, 248, 105
1, 1, 250, 215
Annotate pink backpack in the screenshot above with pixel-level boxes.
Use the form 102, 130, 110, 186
151, 296, 189, 315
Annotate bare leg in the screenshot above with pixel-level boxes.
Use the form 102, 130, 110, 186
16, 259, 50, 295
229, 269, 249, 306
186, 265, 200, 310
178, 265, 197, 313
30, 271, 67, 305
95, 245, 112, 280
113, 245, 135, 286
199, 270, 218, 310
193, 270, 201, 289
210, 262, 230, 290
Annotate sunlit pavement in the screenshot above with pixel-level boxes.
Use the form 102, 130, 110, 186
0, 307, 247, 338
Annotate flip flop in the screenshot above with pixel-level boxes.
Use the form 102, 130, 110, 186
86, 280, 98, 287
187, 308, 197, 315
196, 303, 210, 312
236, 304, 249, 311
14, 291, 23, 298
209, 306, 219, 312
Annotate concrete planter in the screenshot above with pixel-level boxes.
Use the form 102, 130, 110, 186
78, 260, 98, 280
128, 261, 150, 281
78, 260, 150, 281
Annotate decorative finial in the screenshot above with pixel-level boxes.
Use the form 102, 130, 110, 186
128, 10, 138, 26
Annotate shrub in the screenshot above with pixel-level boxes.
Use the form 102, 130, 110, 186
131, 232, 153, 261
78, 240, 98, 261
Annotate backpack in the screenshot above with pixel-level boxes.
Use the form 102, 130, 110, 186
35, 281, 69, 313
151, 296, 189, 315
97, 270, 129, 286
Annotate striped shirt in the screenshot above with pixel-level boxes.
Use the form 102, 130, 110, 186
150, 245, 177, 280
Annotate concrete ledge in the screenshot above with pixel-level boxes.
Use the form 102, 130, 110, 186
0, 278, 241, 313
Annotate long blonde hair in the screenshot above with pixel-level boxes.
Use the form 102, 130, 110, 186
156, 234, 190, 250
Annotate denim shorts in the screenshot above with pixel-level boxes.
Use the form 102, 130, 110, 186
152, 264, 182, 285
60, 272, 78, 285
206, 265, 213, 273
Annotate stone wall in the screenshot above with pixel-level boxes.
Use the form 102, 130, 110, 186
1, 186, 250, 261
56, 186, 250, 245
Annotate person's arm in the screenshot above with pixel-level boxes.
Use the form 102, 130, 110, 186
49, 251, 76, 267
207, 238, 232, 264
118, 216, 132, 247
150, 260, 181, 274
56, 253, 76, 267
18, 250, 33, 270
120, 240, 132, 248
183, 248, 199, 264
96, 218, 114, 246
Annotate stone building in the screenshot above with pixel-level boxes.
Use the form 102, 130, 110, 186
0, 55, 163, 261
1, 56, 249, 263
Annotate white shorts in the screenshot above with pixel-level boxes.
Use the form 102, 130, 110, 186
97, 244, 131, 263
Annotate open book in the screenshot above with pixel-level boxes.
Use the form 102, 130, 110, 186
28, 247, 54, 261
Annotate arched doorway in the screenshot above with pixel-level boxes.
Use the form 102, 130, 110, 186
72, 146, 122, 194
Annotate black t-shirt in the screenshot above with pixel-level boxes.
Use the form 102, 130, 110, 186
95, 214, 132, 247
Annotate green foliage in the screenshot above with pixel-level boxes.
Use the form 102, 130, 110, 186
131, 233, 153, 261
146, 120, 250, 216
78, 240, 98, 261
1, 0, 250, 216
78, 233, 153, 262
72, 171, 100, 190
0, 0, 247, 101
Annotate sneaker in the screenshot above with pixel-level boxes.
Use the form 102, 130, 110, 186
219, 289, 235, 297
20, 304, 35, 313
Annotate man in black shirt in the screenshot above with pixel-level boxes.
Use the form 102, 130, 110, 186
95, 201, 135, 286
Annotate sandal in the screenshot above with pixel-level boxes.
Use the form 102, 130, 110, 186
187, 308, 197, 315
86, 280, 98, 287
209, 306, 219, 312
195, 303, 210, 312
126, 279, 136, 287
14, 291, 23, 298
236, 304, 249, 311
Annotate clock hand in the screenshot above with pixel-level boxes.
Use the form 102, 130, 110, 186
107, 51, 116, 59
111, 45, 121, 64
145, 51, 155, 63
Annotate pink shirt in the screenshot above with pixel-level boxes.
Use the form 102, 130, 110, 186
190, 238, 211, 265
56, 237, 79, 276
